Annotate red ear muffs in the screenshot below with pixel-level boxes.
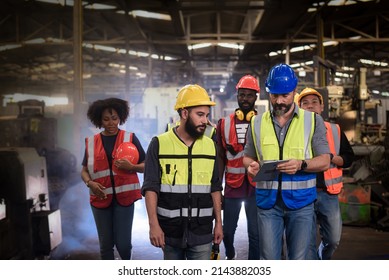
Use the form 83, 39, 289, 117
235, 109, 255, 121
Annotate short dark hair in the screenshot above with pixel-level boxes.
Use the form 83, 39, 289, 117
87, 98, 129, 128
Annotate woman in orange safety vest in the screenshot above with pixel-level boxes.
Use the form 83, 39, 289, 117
81, 98, 146, 260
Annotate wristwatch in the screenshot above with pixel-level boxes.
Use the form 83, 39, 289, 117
300, 160, 307, 171
330, 153, 334, 161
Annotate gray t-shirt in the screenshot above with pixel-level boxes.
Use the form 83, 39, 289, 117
244, 104, 329, 159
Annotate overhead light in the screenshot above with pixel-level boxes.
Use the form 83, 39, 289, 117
269, 41, 337, 57
313, 0, 374, 7
341, 66, 355, 71
381, 91, 389, 97
202, 71, 229, 77
25, 38, 46, 44
290, 45, 315, 53
84, 3, 116, 10
110, 63, 137, 71
323, 41, 339, 47
336, 72, 353, 78
36, 0, 116, 9
328, 0, 357, 6
289, 61, 314, 68
120, 10, 171, 21
0, 44, 21, 52
136, 72, 147, 78
188, 43, 212, 50
217, 43, 244, 50
85, 43, 176, 61
359, 59, 388, 67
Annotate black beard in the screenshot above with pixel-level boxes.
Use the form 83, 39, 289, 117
185, 116, 205, 139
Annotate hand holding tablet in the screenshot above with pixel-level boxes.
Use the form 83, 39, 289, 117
252, 160, 289, 182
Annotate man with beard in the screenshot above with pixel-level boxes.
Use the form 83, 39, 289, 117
141, 84, 223, 260
216, 75, 260, 260
243, 64, 330, 260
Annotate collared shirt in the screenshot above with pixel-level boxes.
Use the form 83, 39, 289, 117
244, 104, 329, 160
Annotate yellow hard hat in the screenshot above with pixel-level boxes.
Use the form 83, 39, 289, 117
297, 87, 324, 106
174, 84, 216, 110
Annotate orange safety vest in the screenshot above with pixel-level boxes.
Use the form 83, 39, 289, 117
324, 122, 343, 194
221, 113, 254, 188
86, 130, 142, 208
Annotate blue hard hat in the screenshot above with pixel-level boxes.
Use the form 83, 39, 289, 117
265, 63, 298, 94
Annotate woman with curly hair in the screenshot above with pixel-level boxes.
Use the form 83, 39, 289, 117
81, 98, 145, 260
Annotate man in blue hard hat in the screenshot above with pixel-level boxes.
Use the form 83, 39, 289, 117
243, 63, 330, 260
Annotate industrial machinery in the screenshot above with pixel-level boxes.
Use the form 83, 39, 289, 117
0, 99, 77, 259
0, 147, 62, 259
312, 59, 389, 230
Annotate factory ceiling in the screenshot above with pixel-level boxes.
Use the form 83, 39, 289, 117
1, 0, 389, 103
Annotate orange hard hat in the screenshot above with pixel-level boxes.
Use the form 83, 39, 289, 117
236, 75, 260, 92
113, 142, 139, 175
297, 87, 324, 106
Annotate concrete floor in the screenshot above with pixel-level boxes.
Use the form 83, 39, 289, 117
50, 182, 389, 260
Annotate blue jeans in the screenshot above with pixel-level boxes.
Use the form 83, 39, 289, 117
223, 195, 260, 259
91, 198, 135, 260
308, 190, 342, 260
163, 243, 212, 260
257, 195, 314, 260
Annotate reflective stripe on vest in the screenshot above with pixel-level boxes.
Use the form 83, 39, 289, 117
222, 113, 254, 187
157, 207, 214, 218
250, 109, 317, 210
157, 129, 215, 221
98, 183, 141, 195
86, 130, 141, 207
161, 184, 211, 194
324, 122, 343, 194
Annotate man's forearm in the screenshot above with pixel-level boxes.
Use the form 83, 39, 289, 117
145, 191, 160, 227
305, 153, 330, 172
211, 191, 222, 225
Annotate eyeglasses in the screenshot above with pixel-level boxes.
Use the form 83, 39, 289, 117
238, 93, 257, 99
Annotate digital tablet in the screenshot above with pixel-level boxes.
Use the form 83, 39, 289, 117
252, 160, 289, 182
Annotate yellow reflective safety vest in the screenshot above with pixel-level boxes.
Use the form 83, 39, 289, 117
250, 108, 317, 210
324, 122, 343, 194
157, 129, 216, 241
